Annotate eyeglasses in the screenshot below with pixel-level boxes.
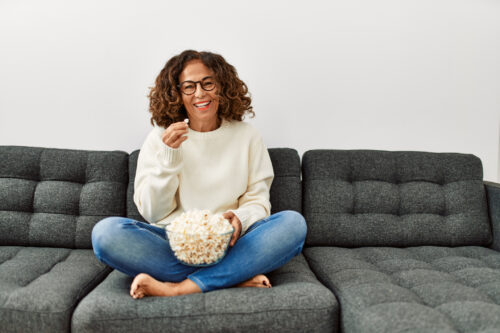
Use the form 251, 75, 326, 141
178, 76, 216, 95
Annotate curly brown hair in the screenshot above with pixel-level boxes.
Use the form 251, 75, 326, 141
148, 50, 254, 128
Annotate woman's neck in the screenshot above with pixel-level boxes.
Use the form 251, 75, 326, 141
189, 117, 221, 132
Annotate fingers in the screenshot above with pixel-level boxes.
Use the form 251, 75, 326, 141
229, 220, 239, 247
223, 212, 238, 247
162, 121, 189, 149
223, 211, 235, 219
228, 215, 242, 247
168, 135, 188, 149
230, 230, 238, 247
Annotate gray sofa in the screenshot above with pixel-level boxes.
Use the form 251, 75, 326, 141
1, 145, 499, 332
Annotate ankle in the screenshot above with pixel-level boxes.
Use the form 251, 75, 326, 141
177, 278, 202, 295
167, 283, 181, 296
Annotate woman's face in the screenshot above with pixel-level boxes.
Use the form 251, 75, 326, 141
178, 59, 220, 129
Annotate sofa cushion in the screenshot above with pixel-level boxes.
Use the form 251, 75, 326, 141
72, 253, 338, 333
302, 150, 491, 247
0, 246, 111, 333
304, 246, 500, 332
127, 148, 302, 222
0, 146, 129, 248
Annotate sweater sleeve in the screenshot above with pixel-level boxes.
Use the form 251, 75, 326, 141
133, 128, 183, 224
230, 135, 274, 235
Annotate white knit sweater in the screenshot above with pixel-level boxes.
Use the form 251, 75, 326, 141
133, 119, 274, 235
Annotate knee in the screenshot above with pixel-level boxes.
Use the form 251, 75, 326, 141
91, 217, 126, 257
280, 210, 307, 243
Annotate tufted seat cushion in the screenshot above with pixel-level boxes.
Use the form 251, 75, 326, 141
71, 254, 339, 333
0, 246, 110, 333
304, 246, 500, 332
302, 150, 491, 247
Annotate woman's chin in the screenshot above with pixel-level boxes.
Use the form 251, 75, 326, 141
189, 109, 217, 120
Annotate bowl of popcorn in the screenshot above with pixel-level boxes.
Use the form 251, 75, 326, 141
165, 210, 234, 267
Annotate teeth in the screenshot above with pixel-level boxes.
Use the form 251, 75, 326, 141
195, 102, 210, 107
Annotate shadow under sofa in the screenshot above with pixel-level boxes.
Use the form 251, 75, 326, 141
1, 145, 500, 332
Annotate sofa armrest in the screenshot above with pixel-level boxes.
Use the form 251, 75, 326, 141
485, 181, 500, 250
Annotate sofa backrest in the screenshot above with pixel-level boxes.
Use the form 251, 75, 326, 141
127, 148, 302, 222
128, 150, 146, 223
302, 150, 491, 247
267, 148, 302, 214
0, 146, 128, 249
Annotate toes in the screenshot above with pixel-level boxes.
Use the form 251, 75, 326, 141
260, 275, 270, 285
131, 288, 139, 298
262, 276, 272, 288
131, 288, 145, 299
130, 273, 150, 299
130, 284, 138, 297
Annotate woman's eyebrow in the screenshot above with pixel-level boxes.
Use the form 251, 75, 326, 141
180, 76, 213, 84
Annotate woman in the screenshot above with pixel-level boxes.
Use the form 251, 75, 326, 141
91, 50, 307, 299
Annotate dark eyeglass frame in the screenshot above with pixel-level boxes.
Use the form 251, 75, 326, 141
177, 76, 216, 95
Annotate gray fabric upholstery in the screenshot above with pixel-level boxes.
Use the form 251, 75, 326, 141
302, 150, 491, 247
72, 253, 339, 333
3, 144, 497, 332
127, 150, 146, 222
268, 148, 302, 214
304, 246, 500, 332
0, 246, 111, 333
127, 148, 302, 222
0, 146, 129, 248
486, 181, 500, 251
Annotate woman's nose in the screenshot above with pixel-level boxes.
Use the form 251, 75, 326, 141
194, 82, 206, 98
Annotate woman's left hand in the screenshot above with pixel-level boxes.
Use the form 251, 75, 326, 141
223, 211, 242, 247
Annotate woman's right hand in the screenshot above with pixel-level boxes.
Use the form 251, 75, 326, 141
161, 121, 189, 149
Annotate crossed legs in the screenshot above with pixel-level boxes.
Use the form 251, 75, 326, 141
91, 210, 306, 298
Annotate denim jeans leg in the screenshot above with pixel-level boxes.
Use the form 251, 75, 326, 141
187, 210, 307, 292
91, 217, 198, 282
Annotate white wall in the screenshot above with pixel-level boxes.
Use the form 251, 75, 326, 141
1, 0, 499, 181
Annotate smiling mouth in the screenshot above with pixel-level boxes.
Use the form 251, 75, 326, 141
194, 101, 211, 110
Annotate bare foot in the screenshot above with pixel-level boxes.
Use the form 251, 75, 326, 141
129, 273, 201, 299
236, 274, 272, 288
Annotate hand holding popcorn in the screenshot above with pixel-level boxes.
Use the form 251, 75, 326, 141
222, 211, 242, 247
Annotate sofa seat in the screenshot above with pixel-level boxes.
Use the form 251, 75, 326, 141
304, 246, 500, 332
71, 253, 339, 333
0, 246, 111, 333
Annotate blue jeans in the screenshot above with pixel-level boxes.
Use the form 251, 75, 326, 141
91, 210, 307, 293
